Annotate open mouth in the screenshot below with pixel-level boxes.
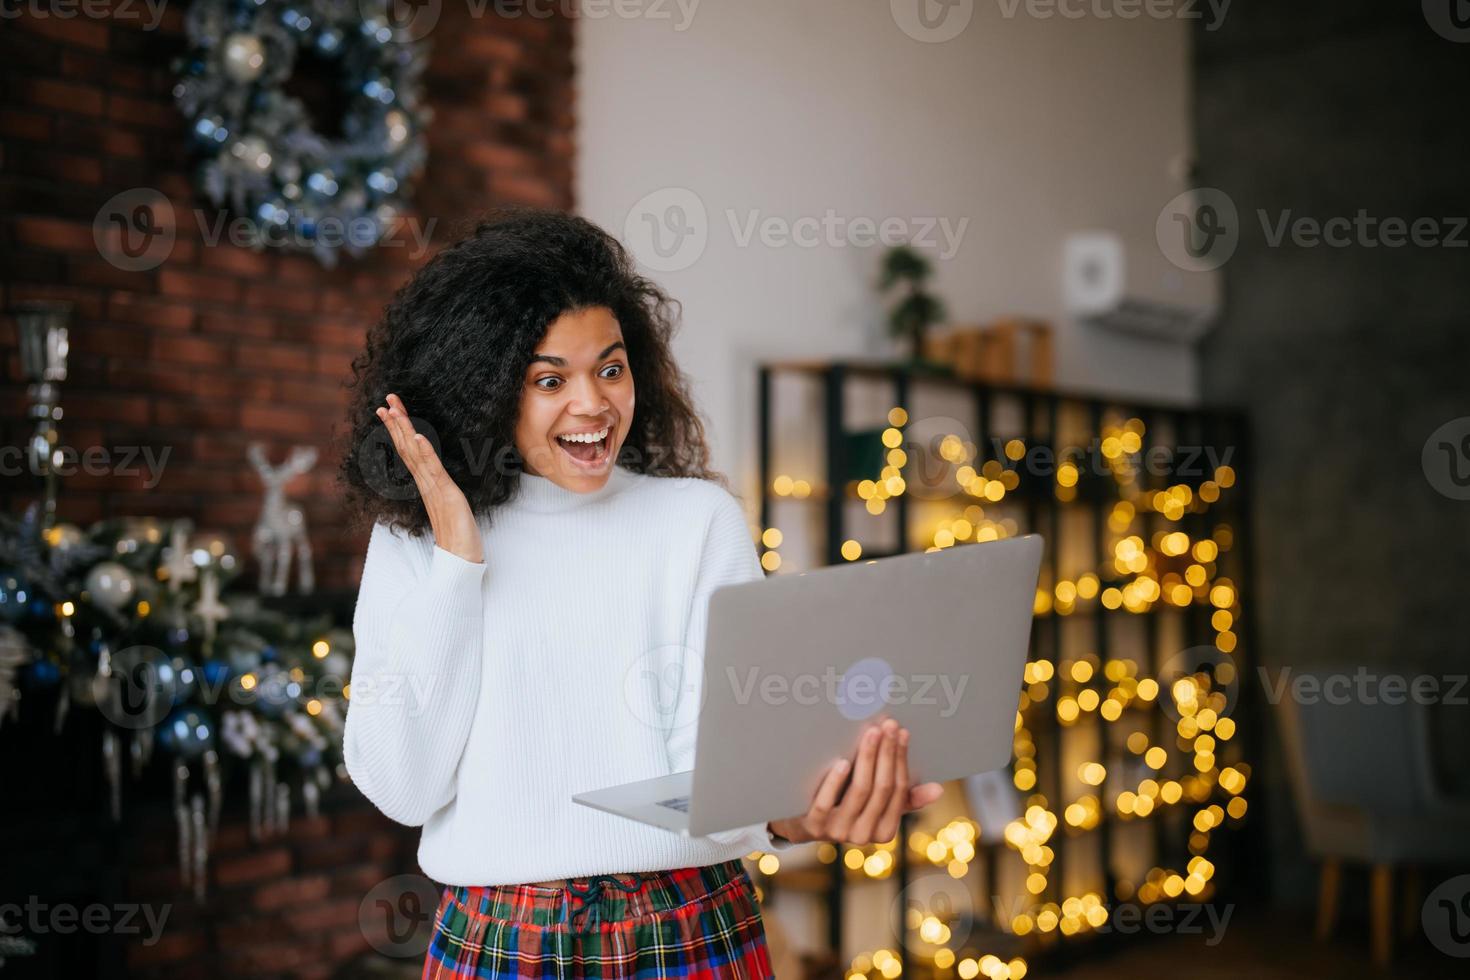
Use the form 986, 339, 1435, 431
554, 426, 612, 468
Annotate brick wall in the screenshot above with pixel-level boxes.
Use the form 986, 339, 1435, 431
0, 6, 575, 978
0, 4, 576, 593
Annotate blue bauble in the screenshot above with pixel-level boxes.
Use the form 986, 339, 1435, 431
156, 706, 215, 759
202, 659, 231, 688
0, 570, 31, 623
27, 659, 60, 688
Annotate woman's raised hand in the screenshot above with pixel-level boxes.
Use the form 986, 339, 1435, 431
767, 717, 945, 846
375, 393, 483, 565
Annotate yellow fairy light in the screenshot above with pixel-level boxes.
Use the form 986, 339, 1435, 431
773, 475, 793, 495
760, 551, 781, 571
888, 407, 908, 426
881, 427, 903, 449
312, 639, 330, 659
1005, 439, 1026, 461
792, 480, 812, 498
840, 539, 862, 561
761, 528, 783, 548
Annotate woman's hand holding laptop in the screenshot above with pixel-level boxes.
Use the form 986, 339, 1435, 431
767, 717, 945, 845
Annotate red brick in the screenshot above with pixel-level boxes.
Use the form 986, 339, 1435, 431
14, 217, 95, 251
152, 399, 239, 430
0, 108, 51, 142
102, 128, 147, 158
243, 283, 317, 315
286, 897, 360, 933
126, 929, 208, 968
150, 333, 231, 367
108, 293, 197, 331
159, 269, 241, 304
327, 930, 370, 960
213, 847, 292, 887
200, 245, 274, 278
108, 363, 196, 399
241, 404, 319, 436
461, 33, 522, 62
199, 309, 275, 340
237, 342, 314, 375
191, 372, 275, 402
13, 12, 110, 51
107, 94, 178, 129
68, 392, 150, 426
25, 78, 104, 116
253, 873, 332, 911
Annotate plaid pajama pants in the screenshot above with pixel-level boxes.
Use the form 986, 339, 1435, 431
421, 858, 775, 979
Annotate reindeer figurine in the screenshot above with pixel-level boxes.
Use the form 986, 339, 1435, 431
247, 443, 317, 597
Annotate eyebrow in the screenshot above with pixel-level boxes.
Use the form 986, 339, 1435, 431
528, 341, 626, 367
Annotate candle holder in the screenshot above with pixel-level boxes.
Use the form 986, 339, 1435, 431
12, 301, 73, 530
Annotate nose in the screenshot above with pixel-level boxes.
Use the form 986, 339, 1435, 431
564, 372, 609, 417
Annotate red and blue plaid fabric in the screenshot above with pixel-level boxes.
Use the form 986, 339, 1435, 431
421, 858, 774, 979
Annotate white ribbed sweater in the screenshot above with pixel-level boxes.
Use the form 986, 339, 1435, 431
343, 464, 795, 886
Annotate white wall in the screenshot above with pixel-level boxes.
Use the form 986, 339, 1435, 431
575, 0, 1197, 503
575, 3, 1197, 955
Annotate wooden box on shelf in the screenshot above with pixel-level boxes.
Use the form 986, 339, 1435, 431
923, 318, 1054, 387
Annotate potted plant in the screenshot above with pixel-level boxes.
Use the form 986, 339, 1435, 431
878, 245, 951, 372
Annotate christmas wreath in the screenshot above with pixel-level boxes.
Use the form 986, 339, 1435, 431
172, 0, 432, 267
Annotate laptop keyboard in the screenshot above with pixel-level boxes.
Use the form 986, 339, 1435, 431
656, 795, 691, 812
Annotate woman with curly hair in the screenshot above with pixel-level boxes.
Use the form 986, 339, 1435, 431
337, 208, 943, 979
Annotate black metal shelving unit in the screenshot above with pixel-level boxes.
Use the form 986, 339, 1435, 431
755, 360, 1255, 977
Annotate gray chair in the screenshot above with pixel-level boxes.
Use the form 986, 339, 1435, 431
1275, 667, 1470, 966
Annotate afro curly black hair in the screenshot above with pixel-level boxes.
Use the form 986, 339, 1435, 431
336, 206, 728, 539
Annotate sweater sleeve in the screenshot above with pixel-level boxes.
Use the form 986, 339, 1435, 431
343, 521, 489, 826
666, 489, 798, 854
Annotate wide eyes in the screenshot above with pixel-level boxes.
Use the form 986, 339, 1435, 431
534, 362, 625, 391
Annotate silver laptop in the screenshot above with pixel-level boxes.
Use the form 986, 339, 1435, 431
572, 534, 1044, 836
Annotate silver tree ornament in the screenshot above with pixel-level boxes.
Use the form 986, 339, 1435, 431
247, 443, 317, 597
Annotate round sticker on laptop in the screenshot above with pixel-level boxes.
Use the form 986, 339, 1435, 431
837, 656, 896, 720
